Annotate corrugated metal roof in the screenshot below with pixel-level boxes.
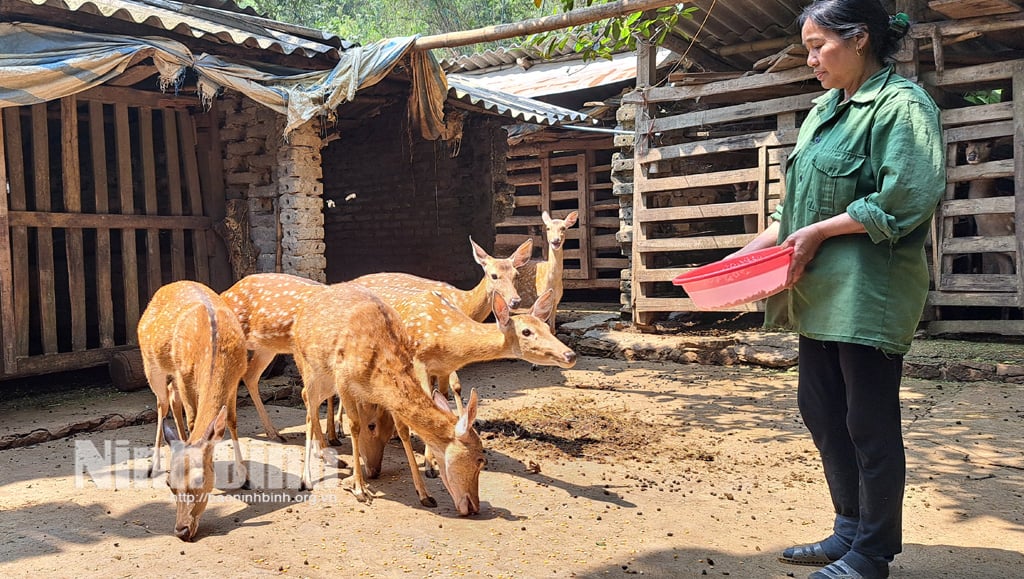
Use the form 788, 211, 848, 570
441, 1, 808, 75
447, 75, 589, 125
448, 48, 678, 98
671, 0, 803, 70
13, 0, 355, 59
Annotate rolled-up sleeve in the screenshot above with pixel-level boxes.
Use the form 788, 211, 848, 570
846, 96, 946, 245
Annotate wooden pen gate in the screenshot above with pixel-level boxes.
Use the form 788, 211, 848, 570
496, 133, 625, 291
0, 88, 215, 379
925, 59, 1024, 334
627, 67, 820, 325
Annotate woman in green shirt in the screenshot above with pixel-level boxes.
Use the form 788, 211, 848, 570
734, 1, 945, 578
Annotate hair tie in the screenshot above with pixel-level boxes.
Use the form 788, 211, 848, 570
889, 12, 910, 36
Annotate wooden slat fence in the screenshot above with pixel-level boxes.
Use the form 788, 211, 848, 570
0, 89, 214, 378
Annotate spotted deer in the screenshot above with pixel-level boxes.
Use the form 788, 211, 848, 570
965, 140, 1015, 275
353, 236, 533, 323
512, 210, 579, 332
291, 283, 486, 515
220, 273, 394, 463
137, 280, 249, 541
352, 284, 577, 477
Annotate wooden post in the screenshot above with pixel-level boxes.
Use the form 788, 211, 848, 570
631, 39, 658, 325
1014, 67, 1024, 306
0, 108, 14, 372
413, 0, 683, 51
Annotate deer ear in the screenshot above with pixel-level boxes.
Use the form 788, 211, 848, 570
565, 211, 579, 228
511, 238, 533, 267
455, 389, 479, 438
432, 390, 453, 415
492, 292, 511, 328
531, 289, 555, 322
201, 405, 228, 444
469, 236, 490, 266
541, 211, 551, 225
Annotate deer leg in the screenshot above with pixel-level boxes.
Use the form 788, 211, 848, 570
147, 371, 170, 477
339, 391, 372, 504
325, 395, 343, 447
168, 381, 188, 441
225, 403, 250, 490
241, 349, 284, 442
393, 417, 437, 508
300, 386, 323, 492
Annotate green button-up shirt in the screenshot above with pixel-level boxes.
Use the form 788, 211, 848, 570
765, 66, 945, 354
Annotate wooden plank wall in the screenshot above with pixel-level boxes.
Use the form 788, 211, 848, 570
0, 88, 214, 378
498, 134, 624, 290
628, 73, 820, 325
922, 58, 1024, 335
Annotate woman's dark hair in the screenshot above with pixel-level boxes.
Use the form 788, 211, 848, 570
799, 0, 910, 64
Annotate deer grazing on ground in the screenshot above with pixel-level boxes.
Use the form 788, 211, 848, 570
354, 236, 533, 323
291, 283, 486, 515
965, 140, 1015, 275
349, 284, 577, 477
512, 210, 579, 332
221, 273, 395, 462
137, 280, 249, 541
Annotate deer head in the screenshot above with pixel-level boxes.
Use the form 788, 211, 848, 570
469, 236, 532, 310
430, 388, 484, 516
163, 405, 227, 542
494, 289, 576, 368
965, 140, 993, 165
541, 210, 579, 251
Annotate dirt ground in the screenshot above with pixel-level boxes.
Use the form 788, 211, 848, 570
1, 352, 1022, 578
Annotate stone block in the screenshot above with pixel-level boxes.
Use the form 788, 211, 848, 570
613, 182, 633, 197
613, 133, 635, 148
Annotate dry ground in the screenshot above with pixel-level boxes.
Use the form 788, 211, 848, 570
0, 356, 1022, 578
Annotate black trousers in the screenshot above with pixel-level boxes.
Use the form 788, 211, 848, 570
797, 336, 906, 560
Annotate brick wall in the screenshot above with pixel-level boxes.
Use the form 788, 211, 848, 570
219, 90, 326, 282
322, 103, 510, 288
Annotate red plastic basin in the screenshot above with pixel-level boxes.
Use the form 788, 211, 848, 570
672, 246, 794, 310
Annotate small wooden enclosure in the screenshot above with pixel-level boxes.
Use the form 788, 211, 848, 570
623, 7, 1024, 334
496, 131, 625, 290
624, 65, 818, 324
0, 88, 222, 378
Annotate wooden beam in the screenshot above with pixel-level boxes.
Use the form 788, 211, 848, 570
3, 108, 30, 360
625, 66, 817, 104
62, 96, 87, 352
7, 211, 212, 230
115, 103, 140, 344
413, 0, 684, 51
32, 103, 58, 355
79, 85, 199, 109
88, 100, 115, 349
0, 107, 14, 372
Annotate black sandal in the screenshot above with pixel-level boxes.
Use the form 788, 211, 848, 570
778, 542, 840, 566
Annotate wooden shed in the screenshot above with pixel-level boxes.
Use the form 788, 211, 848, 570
444, 49, 682, 295
619, 0, 1024, 334
0, 0, 584, 381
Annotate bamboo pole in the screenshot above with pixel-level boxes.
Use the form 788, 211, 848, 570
412, 0, 684, 51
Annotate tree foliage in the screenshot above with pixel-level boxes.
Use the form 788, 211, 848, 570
236, 0, 695, 60
236, 0, 546, 56
526, 1, 697, 61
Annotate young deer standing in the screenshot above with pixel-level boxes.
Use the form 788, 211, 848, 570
353, 236, 533, 323
137, 280, 249, 541
291, 283, 485, 515
965, 140, 1015, 275
221, 273, 394, 460
356, 285, 576, 478
513, 210, 579, 332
